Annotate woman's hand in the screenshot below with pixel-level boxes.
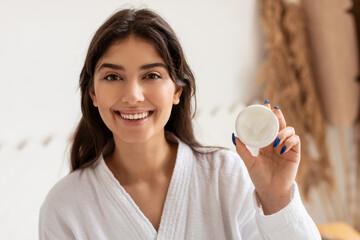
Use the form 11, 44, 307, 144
233, 101, 300, 215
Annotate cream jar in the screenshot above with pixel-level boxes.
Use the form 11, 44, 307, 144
235, 105, 279, 157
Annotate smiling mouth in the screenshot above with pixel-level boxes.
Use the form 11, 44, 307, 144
115, 111, 154, 121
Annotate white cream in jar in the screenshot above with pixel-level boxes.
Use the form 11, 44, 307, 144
235, 105, 279, 156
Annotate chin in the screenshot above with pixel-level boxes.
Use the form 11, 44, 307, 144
115, 129, 157, 144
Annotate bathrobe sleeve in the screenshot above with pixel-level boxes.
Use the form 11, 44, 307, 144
238, 182, 322, 240
207, 148, 321, 240
216, 149, 321, 240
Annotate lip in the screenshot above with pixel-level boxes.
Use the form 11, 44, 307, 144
117, 109, 154, 114
115, 110, 154, 127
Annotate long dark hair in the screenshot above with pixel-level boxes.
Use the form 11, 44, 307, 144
70, 8, 213, 171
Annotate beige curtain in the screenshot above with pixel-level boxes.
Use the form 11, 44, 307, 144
301, 0, 359, 128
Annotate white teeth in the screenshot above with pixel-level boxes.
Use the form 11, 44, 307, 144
120, 111, 150, 120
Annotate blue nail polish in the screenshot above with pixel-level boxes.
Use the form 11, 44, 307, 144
273, 137, 280, 148
274, 106, 280, 109
264, 100, 270, 104
232, 133, 236, 146
280, 146, 287, 154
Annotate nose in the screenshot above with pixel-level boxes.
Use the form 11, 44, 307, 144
121, 79, 145, 105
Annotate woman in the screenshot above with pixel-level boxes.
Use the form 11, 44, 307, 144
39, 8, 321, 239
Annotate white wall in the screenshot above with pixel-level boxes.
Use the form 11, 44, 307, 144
0, 0, 265, 239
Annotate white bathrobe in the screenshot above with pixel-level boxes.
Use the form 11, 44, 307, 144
39, 132, 321, 240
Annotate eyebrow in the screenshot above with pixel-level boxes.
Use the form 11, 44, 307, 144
97, 62, 167, 72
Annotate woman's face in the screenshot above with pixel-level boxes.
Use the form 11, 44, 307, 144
91, 35, 182, 144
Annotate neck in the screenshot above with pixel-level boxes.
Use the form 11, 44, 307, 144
105, 131, 177, 185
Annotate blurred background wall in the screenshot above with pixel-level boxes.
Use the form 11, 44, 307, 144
0, 0, 359, 239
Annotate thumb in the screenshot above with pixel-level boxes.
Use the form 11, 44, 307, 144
233, 134, 256, 171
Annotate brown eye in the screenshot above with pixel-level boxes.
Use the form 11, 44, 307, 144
104, 74, 121, 81
145, 73, 161, 80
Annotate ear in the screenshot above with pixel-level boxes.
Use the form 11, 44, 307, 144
90, 91, 98, 107
173, 86, 183, 105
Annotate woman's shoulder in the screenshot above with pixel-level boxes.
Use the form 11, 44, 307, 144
40, 167, 95, 217
38, 166, 101, 235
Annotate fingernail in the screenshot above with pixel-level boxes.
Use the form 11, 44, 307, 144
273, 137, 280, 148
280, 146, 287, 154
274, 106, 280, 110
232, 133, 236, 146
264, 99, 270, 104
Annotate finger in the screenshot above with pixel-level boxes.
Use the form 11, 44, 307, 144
273, 105, 286, 130
272, 127, 295, 149
278, 135, 301, 155
233, 135, 256, 171
264, 99, 271, 109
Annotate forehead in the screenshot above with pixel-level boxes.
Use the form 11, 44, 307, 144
98, 35, 165, 67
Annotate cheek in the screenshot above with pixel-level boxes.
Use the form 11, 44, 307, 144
94, 85, 119, 131
151, 84, 176, 109
95, 85, 119, 109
